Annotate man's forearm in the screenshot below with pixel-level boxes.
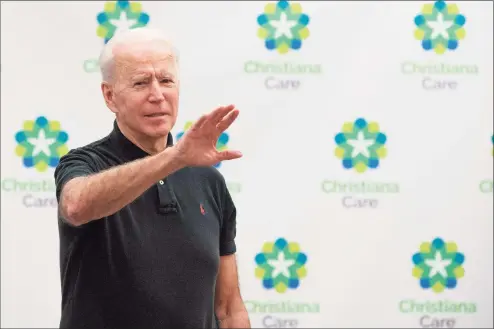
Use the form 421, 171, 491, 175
218, 310, 250, 328
59, 147, 184, 226
217, 299, 250, 328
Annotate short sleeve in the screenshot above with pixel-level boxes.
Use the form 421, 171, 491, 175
54, 148, 96, 202
219, 183, 237, 256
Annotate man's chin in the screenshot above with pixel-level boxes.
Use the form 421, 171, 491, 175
144, 123, 172, 137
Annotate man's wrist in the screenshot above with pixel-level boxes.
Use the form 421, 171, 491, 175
158, 145, 186, 173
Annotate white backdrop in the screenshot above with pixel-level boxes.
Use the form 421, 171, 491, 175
1, 1, 493, 328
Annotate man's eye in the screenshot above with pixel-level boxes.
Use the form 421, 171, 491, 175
134, 81, 145, 86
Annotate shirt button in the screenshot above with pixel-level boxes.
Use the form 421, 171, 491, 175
159, 180, 164, 185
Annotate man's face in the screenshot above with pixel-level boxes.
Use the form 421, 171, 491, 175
102, 41, 179, 138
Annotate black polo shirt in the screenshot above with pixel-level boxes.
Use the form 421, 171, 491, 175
54, 121, 237, 329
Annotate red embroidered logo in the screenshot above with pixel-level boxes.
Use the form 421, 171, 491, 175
200, 203, 206, 215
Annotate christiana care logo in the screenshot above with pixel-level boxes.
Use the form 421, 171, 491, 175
97, 0, 149, 44
322, 118, 400, 209
1, 116, 69, 208
245, 237, 320, 328
412, 237, 465, 293
84, 1, 150, 73
413, 0, 466, 55
333, 118, 387, 174
15, 116, 69, 172
254, 237, 308, 293
257, 0, 310, 54
244, 0, 322, 91
401, 0, 478, 91
399, 237, 476, 328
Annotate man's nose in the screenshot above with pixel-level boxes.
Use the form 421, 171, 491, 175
149, 80, 165, 102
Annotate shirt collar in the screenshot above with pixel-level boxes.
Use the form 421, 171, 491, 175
109, 120, 174, 161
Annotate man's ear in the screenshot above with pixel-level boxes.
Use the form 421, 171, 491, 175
101, 82, 118, 114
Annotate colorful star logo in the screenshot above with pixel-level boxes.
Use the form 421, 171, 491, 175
255, 237, 308, 293
96, 1, 150, 44
414, 0, 466, 54
257, 1, 310, 54
334, 118, 387, 173
14, 116, 69, 172
412, 237, 465, 293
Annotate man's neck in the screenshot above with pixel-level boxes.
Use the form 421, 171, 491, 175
116, 120, 168, 155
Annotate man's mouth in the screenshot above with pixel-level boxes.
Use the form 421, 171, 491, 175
145, 113, 166, 117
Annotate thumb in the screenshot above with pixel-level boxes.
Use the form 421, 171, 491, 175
217, 149, 243, 161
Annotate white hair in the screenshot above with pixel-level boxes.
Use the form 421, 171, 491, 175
98, 27, 180, 83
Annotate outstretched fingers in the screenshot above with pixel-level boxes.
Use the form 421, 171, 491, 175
216, 108, 239, 132
192, 114, 208, 130
209, 105, 235, 125
194, 105, 236, 131
217, 149, 243, 161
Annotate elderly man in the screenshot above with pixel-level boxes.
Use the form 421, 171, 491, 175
54, 27, 250, 329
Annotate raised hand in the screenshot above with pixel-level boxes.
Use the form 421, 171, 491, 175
172, 105, 242, 167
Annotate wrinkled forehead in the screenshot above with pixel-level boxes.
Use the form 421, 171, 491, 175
113, 42, 178, 78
